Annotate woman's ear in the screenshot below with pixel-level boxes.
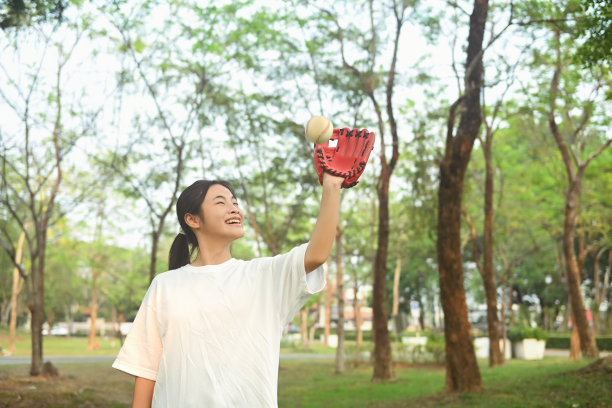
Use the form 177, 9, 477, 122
184, 213, 201, 230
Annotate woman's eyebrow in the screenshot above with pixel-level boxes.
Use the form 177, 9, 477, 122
212, 195, 238, 201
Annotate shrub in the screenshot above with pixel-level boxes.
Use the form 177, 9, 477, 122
425, 332, 445, 364
547, 335, 612, 351
508, 327, 548, 342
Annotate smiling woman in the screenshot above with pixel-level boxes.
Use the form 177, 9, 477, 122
110, 176, 339, 407
110, 124, 374, 407
167, 180, 244, 269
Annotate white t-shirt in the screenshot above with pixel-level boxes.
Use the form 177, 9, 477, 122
112, 243, 325, 407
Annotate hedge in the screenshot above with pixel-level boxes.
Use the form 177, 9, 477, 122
311, 330, 612, 351
313, 328, 372, 342
312, 329, 439, 343
546, 335, 612, 351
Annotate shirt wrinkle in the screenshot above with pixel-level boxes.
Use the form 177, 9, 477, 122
112, 243, 325, 407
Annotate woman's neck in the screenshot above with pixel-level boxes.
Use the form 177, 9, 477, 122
190, 239, 232, 266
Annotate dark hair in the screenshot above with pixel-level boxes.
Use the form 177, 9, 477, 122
168, 180, 237, 270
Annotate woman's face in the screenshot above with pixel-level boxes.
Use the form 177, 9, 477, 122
197, 184, 245, 241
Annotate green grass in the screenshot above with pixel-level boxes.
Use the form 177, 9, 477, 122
1, 330, 610, 407
278, 360, 442, 407
0, 357, 609, 407
0, 328, 122, 357
277, 358, 611, 408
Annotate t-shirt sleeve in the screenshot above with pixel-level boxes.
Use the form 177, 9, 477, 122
266, 243, 326, 327
112, 278, 162, 381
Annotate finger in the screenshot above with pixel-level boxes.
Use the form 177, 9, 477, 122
359, 131, 374, 158
336, 128, 350, 154
352, 129, 366, 157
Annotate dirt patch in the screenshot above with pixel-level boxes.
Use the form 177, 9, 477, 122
394, 361, 444, 370
576, 356, 612, 376
0, 362, 132, 408
0, 375, 82, 407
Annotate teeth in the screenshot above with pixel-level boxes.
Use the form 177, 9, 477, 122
226, 219, 240, 224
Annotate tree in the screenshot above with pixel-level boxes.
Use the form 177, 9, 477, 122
0, 0, 69, 29
547, 23, 609, 357
8, 230, 25, 354
0, 13, 100, 374
575, 0, 612, 66
334, 222, 345, 373
102, 2, 204, 282
319, 0, 422, 381
436, 0, 488, 392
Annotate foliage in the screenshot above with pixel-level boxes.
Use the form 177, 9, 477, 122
575, 0, 612, 66
425, 331, 446, 364
508, 326, 549, 341
547, 334, 612, 350
0, 0, 70, 29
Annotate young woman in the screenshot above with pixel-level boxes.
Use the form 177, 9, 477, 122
112, 128, 374, 407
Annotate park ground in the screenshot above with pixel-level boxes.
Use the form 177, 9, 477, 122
0, 331, 611, 407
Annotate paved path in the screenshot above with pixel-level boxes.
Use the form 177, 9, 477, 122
0, 355, 116, 365
0, 354, 340, 366
1, 349, 609, 366
543, 348, 611, 357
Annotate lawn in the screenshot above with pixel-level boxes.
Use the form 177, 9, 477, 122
0, 329, 122, 357
277, 358, 612, 407
0, 357, 610, 407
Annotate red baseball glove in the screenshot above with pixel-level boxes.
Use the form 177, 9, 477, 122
314, 127, 375, 188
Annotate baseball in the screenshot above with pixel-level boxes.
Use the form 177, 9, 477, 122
305, 116, 333, 145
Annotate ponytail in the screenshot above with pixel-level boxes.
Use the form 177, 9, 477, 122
168, 233, 191, 270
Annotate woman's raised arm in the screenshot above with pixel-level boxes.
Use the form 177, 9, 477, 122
304, 173, 343, 273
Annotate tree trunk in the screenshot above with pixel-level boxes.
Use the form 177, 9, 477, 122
324, 261, 333, 347
500, 290, 507, 361
569, 307, 580, 360
308, 306, 319, 346
30, 245, 45, 376
418, 298, 425, 331
300, 308, 308, 348
392, 252, 401, 334
337, 0, 402, 380
436, 0, 487, 392
335, 226, 345, 374
88, 274, 99, 350
499, 252, 512, 363
562, 175, 598, 358
372, 170, 394, 380
593, 248, 610, 334
354, 285, 363, 367
482, 131, 502, 367
592, 248, 603, 334
438, 172, 483, 392
9, 230, 26, 354
150, 230, 160, 283
547, 25, 603, 359
601, 251, 611, 332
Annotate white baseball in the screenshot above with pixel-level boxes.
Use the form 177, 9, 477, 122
305, 116, 333, 145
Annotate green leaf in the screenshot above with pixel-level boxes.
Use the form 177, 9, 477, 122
133, 38, 146, 54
